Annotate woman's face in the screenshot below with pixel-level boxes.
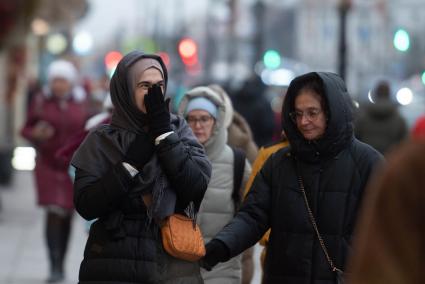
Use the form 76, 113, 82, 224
186, 109, 215, 144
134, 67, 164, 113
292, 89, 327, 140
50, 77, 72, 98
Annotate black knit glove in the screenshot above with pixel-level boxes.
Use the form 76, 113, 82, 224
124, 134, 154, 169
200, 239, 230, 271
144, 84, 171, 138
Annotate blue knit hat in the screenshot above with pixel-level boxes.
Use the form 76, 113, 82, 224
185, 97, 218, 118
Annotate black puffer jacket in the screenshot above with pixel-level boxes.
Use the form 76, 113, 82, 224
232, 76, 275, 147
214, 72, 383, 284
73, 116, 211, 284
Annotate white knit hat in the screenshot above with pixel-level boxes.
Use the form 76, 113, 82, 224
47, 60, 78, 85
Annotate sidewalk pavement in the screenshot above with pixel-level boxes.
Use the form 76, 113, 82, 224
0, 170, 263, 284
0, 170, 86, 284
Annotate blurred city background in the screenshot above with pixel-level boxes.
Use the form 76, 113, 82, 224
0, 0, 425, 283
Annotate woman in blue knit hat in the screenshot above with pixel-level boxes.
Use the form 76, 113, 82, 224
179, 86, 252, 284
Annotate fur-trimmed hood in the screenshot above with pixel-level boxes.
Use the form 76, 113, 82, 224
178, 86, 233, 160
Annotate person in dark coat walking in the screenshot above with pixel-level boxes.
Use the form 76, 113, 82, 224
232, 75, 275, 147
200, 72, 383, 284
71, 51, 211, 284
346, 139, 425, 284
354, 80, 407, 155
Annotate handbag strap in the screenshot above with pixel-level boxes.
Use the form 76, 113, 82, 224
297, 174, 342, 273
142, 193, 197, 228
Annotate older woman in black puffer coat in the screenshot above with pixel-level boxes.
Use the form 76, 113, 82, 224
201, 72, 383, 284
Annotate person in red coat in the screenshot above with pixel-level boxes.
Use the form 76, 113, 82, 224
412, 115, 425, 140
21, 59, 89, 283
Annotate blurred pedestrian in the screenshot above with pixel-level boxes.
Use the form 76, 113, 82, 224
411, 114, 425, 140
346, 139, 425, 284
20, 59, 89, 283
178, 85, 252, 284
25, 76, 41, 111
71, 51, 211, 283
56, 93, 113, 176
232, 75, 275, 147
354, 80, 408, 155
89, 73, 111, 114
57, 94, 113, 234
200, 72, 383, 284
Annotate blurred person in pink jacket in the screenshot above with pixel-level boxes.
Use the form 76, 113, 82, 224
21, 59, 89, 283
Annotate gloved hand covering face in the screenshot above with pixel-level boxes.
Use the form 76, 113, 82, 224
144, 84, 171, 138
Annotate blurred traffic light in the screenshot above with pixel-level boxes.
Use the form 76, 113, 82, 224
104, 51, 123, 77
421, 71, 425, 85
393, 28, 410, 52
73, 31, 93, 55
263, 49, 281, 69
157, 51, 170, 68
178, 38, 198, 66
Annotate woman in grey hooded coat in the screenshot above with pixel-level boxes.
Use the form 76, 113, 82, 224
179, 86, 252, 284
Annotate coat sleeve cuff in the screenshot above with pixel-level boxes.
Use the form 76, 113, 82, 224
154, 131, 174, 145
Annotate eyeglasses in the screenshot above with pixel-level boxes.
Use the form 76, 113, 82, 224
186, 115, 214, 127
289, 108, 323, 123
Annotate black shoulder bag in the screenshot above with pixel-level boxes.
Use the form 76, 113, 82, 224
296, 173, 345, 284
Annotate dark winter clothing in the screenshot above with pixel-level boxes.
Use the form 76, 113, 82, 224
347, 140, 425, 284
242, 138, 289, 276
232, 76, 275, 147
45, 211, 72, 282
71, 51, 211, 283
208, 83, 258, 284
355, 100, 407, 155
204, 72, 383, 284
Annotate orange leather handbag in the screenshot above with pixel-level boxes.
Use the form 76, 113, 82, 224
161, 213, 206, 262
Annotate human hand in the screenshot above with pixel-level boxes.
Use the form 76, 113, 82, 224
200, 239, 230, 271
32, 121, 55, 141
124, 134, 155, 169
144, 84, 171, 138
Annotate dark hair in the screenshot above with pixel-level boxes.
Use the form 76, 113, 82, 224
374, 81, 390, 100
